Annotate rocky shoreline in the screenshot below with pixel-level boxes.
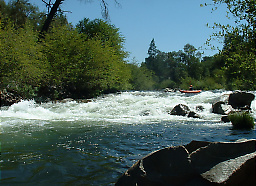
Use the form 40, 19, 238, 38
0, 89, 93, 107
0, 89, 23, 107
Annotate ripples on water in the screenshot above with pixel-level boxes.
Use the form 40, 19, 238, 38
0, 91, 256, 185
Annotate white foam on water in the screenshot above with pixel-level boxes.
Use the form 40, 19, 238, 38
1, 91, 255, 125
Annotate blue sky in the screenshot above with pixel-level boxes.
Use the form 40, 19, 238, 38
7, 0, 235, 63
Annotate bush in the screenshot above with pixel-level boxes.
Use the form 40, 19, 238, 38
159, 79, 177, 89
228, 111, 255, 130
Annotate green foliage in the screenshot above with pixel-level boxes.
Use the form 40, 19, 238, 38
1, 1, 131, 100
205, 0, 256, 90
0, 21, 49, 98
129, 63, 157, 90
2, 0, 44, 30
222, 44, 256, 90
142, 0, 256, 91
2, 0, 255, 103
228, 111, 255, 130
148, 38, 158, 58
159, 79, 177, 90
42, 23, 131, 98
143, 40, 226, 90
76, 18, 126, 54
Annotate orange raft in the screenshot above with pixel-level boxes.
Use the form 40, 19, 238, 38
179, 90, 202, 93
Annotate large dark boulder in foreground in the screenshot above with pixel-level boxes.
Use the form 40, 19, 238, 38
115, 146, 204, 186
190, 140, 256, 185
228, 91, 255, 109
116, 140, 256, 186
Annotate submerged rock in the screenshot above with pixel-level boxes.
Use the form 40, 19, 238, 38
188, 111, 201, 118
221, 115, 230, 122
196, 105, 204, 112
116, 140, 256, 186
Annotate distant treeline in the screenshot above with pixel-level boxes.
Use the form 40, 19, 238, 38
0, 0, 255, 100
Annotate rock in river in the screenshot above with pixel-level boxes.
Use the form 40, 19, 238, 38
228, 91, 255, 109
170, 104, 190, 116
116, 140, 256, 186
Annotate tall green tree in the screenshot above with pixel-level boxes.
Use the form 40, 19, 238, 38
147, 38, 158, 58
183, 44, 202, 79
76, 18, 125, 53
1, 0, 44, 29
144, 39, 160, 76
207, 0, 256, 90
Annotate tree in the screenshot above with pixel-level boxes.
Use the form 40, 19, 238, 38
40, 0, 119, 34
42, 22, 130, 98
40, 0, 63, 33
0, 21, 49, 98
147, 38, 158, 58
0, 0, 7, 22
212, 0, 255, 47
128, 61, 157, 90
2, 0, 43, 29
144, 39, 160, 78
76, 18, 125, 53
183, 44, 202, 79
209, 0, 256, 90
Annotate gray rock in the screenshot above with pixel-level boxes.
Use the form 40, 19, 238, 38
212, 101, 233, 115
228, 91, 255, 109
116, 140, 256, 186
188, 111, 201, 118
170, 104, 190, 116
221, 115, 230, 123
116, 146, 198, 186
185, 140, 211, 154
190, 140, 256, 185
196, 105, 204, 112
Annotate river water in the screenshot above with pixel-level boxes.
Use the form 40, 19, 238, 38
1, 90, 256, 185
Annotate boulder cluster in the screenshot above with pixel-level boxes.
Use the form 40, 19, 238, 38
212, 91, 255, 122
116, 140, 256, 186
169, 91, 255, 122
169, 104, 202, 119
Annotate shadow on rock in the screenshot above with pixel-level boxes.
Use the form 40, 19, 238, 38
116, 140, 256, 186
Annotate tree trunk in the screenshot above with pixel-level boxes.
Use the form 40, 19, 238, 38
40, 0, 64, 36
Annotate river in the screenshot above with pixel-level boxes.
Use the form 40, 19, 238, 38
1, 90, 256, 185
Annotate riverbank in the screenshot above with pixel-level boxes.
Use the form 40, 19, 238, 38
0, 89, 95, 107
0, 89, 23, 106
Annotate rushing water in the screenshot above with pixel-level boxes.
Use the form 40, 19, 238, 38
1, 90, 256, 185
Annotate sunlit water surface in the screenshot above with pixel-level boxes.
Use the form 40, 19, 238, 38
1, 91, 256, 185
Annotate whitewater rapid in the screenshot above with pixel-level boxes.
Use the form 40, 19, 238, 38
1, 90, 256, 186
1, 90, 255, 125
